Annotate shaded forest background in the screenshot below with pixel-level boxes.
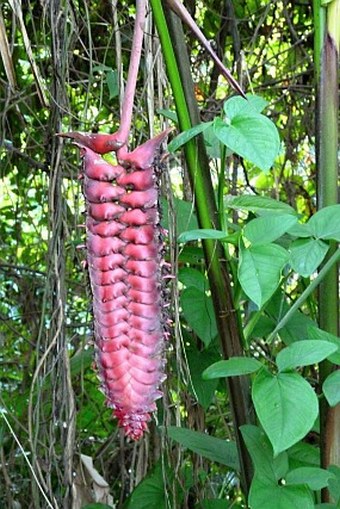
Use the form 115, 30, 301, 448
0, 0, 325, 508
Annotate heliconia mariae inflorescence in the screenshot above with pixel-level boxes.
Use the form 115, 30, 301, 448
60, 129, 171, 440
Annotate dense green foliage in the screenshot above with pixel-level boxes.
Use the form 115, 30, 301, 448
0, 0, 339, 508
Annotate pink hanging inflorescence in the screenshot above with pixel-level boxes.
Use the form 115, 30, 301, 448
67, 130, 170, 440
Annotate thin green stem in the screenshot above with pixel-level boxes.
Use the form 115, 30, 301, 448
218, 146, 227, 232
267, 248, 340, 344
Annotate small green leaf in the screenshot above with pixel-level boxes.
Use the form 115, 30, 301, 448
187, 346, 219, 409
246, 94, 268, 113
105, 69, 118, 99
181, 288, 217, 347
203, 124, 224, 158
252, 369, 319, 455
238, 243, 289, 308
307, 326, 340, 365
307, 205, 340, 241
289, 238, 329, 277
179, 267, 209, 292
288, 442, 320, 469
201, 500, 232, 509
166, 426, 239, 470
178, 246, 205, 265
178, 228, 228, 243
328, 465, 340, 504
167, 122, 213, 152
202, 357, 262, 379
214, 111, 280, 172
241, 425, 289, 482
161, 197, 198, 234
276, 340, 338, 372
323, 371, 340, 407
285, 467, 335, 490
244, 214, 297, 245
226, 195, 296, 215
92, 64, 112, 72
70, 348, 93, 376
125, 462, 171, 509
223, 95, 268, 118
287, 222, 312, 238
249, 475, 314, 509
156, 108, 178, 123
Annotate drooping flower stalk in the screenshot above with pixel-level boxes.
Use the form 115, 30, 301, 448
58, 0, 147, 155
58, 0, 170, 439
166, 0, 246, 98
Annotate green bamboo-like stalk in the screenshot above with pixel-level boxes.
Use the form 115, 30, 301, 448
149, 0, 254, 493
314, 0, 340, 488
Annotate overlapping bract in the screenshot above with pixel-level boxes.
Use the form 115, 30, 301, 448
75, 131, 169, 440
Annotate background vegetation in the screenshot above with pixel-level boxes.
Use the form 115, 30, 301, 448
0, 0, 339, 508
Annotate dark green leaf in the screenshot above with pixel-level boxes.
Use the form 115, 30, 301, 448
287, 443, 320, 469
307, 326, 340, 364
187, 346, 219, 409
166, 426, 239, 470
223, 95, 268, 118
289, 238, 329, 277
252, 369, 319, 455
244, 214, 297, 245
178, 228, 228, 243
249, 475, 314, 509
203, 124, 225, 158
323, 371, 340, 407
156, 108, 178, 123
167, 122, 213, 152
226, 195, 296, 215
328, 466, 340, 504
214, 111, 280, 172
238, 243, 289, 308
178, 246, 205, 264
241, 425, 289, 482
276, 340, 338, 372
70, 348, 93, 376
161, 197, 198, 234
287, 223, 313, 238
181, 287, 217, 347
202, 357, 262, 379
202, 500, 234, 509
105, 69, 118, 99
124, 462, 170, 509
263, 292, 316, 345
285, 467, 335, 490
307, 205, 340, 241
178, 268, 209, 292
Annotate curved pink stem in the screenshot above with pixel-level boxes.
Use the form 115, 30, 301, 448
116, 0, 147, 147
